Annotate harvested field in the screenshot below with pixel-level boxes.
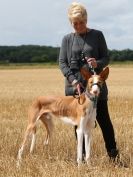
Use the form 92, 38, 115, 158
0, 67, 132, 177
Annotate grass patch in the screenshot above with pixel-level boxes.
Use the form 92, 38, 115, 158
110, 61, 133, 67
0, 62, 59, 69
0, 61, 133, 70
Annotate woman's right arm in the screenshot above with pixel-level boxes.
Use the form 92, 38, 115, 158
59, 36, 78, 84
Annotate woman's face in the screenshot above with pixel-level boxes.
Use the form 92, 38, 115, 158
71, 19, 87, 34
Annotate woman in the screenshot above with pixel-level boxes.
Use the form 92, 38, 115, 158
59, 2, 119, 161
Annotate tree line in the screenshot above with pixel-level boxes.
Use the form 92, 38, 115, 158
0, 45, 133, 63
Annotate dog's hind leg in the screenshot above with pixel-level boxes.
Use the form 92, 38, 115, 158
17, 123, 37, 167
17, 106, 40, 166
29, 123, 37, 153
40, 113, 53, 145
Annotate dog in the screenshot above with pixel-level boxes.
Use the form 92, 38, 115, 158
17, 66, 109, 166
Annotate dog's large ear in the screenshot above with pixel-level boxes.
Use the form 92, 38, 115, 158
80, 67, 92, 80
99, 67, 109, 81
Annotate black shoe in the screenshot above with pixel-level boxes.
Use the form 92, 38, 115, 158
108, 149, 129, 168
110, 156, 129, 168
108, 148, 119, 159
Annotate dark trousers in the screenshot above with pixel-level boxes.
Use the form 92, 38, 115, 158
75, 100, 118, 157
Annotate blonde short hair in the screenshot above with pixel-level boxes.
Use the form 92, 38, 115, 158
68, 2, 87, 22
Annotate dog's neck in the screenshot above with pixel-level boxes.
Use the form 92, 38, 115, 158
84, 91, 98, 108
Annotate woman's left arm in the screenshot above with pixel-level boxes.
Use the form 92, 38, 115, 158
96, 31, 109, 69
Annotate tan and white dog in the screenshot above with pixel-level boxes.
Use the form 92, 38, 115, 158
17, 67, 109, 166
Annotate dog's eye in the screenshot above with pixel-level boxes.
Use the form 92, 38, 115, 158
98, 81, 102, 85
89, 79, 93, 84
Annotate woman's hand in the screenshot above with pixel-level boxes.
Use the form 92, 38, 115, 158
75, 82, 84, 96
85, 57, 97, 68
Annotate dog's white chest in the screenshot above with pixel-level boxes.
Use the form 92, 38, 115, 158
86, 104, 96, 119
60, 117, 76, 125
85, 104, 96, 128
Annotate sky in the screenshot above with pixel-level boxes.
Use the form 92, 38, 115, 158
0, 0, 132, 50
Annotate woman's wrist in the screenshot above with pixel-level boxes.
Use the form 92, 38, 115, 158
72, 79, 78, 86
67, 74, 77, 84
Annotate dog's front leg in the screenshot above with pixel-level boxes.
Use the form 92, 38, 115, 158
76, 128, 84, 165
84, 130, 91, 164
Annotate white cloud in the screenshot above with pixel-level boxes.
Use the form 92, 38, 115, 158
0, 0, 132, 49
